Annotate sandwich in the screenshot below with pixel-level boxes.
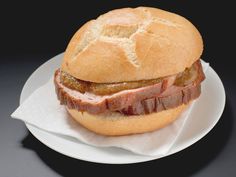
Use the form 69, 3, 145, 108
54, 7, 205, 136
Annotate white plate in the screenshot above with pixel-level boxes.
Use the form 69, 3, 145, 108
20, 53, 225, 164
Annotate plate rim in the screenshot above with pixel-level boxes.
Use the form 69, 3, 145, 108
20, 53, 226, 164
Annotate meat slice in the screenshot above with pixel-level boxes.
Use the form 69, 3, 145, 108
120, 85, 200, 115
60, 60, 202, 95
55, 70, 175, 114
54, 60, 205, 115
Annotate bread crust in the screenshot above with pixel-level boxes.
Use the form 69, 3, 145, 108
67, 104, 188, 136
61, 7, 203, 83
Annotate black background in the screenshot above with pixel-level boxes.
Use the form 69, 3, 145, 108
0, 1, 236, 177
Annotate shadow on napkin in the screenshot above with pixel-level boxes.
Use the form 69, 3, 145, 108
21, 100, 233, 177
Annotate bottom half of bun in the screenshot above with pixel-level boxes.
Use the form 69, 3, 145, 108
66, 103, 189, 136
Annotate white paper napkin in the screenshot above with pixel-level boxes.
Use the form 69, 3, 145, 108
11, 62, 209, 157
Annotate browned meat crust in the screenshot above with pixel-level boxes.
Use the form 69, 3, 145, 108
60, 61, 200, 95
54, 60, 205, 115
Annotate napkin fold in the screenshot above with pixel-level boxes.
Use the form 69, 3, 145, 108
11, 62, 209, 156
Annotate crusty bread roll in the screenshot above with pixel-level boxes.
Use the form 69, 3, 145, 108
61, 7, 203, 83
57, 7, 204, 136
67, 104, 188, 136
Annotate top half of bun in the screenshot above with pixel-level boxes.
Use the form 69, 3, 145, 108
61, 7, 203, 83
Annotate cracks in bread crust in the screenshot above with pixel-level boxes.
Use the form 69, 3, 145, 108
62, 6, 203, 83
72, 20, 103, 58
71, 7, 183, 68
